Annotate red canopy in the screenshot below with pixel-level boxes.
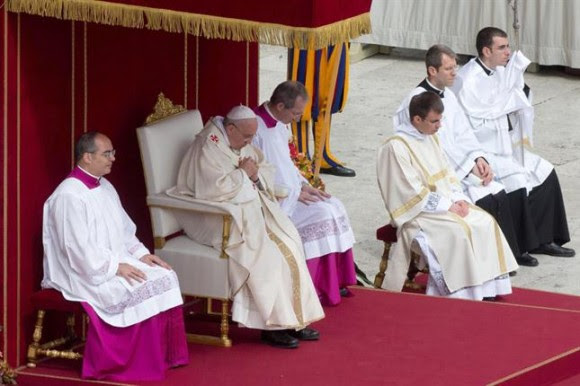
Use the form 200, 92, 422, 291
7, 0, 371, 49
1, 0, 371, 368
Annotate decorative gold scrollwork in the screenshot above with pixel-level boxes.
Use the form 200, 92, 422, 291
145, 93, 186, 125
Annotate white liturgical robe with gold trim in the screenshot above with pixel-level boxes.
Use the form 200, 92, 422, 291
170, 117, 324, 330
377, 123, 518, 295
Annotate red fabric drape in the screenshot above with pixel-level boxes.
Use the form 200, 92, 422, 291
104, 0, 371, 28
1, 11, 258, 366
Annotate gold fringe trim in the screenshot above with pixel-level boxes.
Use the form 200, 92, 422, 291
7, 0, 371, 49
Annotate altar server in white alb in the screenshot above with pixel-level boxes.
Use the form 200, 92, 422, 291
252, 81, 357, 306
394, 44, 537, 268
452, 26, 574, 259
171, 105, 324, 349
377, 91, 518, 300
42, 132, 188, 382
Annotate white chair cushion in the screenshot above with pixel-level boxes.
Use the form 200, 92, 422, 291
156, 235, 229, 299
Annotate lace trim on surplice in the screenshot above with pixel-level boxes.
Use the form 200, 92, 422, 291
105, 270, 179, 314
298, 215, 351, 243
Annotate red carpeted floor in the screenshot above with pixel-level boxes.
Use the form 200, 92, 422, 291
16, 287, 580, 386
410, 273, 580, 313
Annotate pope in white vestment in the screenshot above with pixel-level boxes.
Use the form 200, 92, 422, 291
169, 107, 324, 339
378, 92, 518, 300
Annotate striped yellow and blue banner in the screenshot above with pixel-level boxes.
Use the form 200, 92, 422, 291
289, 42, 349, 169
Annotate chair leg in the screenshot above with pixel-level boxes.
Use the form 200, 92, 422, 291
81, 313, 88, 342
374, 242, 391, 288
66, 313, 77, 340
404, 252, 427, 290
407, 255, 420, 282
186, 297, 232, 347
27, 310, 46, 368
220, 300, 232, 348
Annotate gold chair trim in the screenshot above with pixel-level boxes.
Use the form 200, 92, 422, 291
145, 93, 186, 125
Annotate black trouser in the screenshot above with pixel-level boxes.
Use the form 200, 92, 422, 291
477, 169, 571, 256
476, 190, 521, 258
528, 169, 570, 246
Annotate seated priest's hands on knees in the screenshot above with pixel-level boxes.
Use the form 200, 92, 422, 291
239, 156, 259, 182
299, 184, 331, 204
140, 254, 172, 270
117, 263, 147, 285
472, 157, 493, 186
449, 200, 469, 218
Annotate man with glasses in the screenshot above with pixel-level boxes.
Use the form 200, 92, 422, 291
394, 44, 537, 269
252, 81, 357, 306
377, 91, 518, 300
452, 27, 574, 260
173, 105, 324, 349
42, 131, 188, 381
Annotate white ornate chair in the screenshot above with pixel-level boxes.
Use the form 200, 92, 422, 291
136, 94, 237, 347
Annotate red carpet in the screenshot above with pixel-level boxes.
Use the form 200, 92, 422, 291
409, 273, 580, 312
16, 287, 580, 386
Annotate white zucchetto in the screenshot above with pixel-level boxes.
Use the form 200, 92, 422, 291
226, 105, 256, 120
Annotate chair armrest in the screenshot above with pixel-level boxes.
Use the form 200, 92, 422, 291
147, 193, 239, 217
148, 193, 239, 259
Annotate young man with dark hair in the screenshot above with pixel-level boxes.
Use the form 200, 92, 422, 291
452, 27, 575, 260
377, 92, 518, 300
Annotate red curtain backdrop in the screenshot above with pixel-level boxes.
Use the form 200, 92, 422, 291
1, 0, 370, 368
1, 10, 258, 366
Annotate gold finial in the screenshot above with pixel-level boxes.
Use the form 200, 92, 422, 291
145, 93, 186, 125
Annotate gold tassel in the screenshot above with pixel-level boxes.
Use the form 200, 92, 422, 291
7, 0, 371, 50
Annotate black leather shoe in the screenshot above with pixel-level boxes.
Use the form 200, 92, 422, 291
516, 252, 539, 267
339, 287, 350, 297
287, 327, 320, 341
483, 296, 497, 301
261, 331, 299, 349
531, 242, 576, 258
509, 270, 517, 277
319, 165, 356, 177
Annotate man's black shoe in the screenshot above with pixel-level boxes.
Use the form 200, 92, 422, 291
531, 242, 576, 258
339, 287, 350, 297
483, 296, 497, 301
516, 252, 539, 267
319, 165, 356, 177
261, 330, 299, 349
509, 270, 517, 277
287, 327, 320, 341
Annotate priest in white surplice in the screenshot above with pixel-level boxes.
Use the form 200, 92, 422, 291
170, 105, 324, 349
395, 44, 538, 268
378, 92, 518, 300
252, 81, 357, 306
452, 26, 574, 258
42, 132, 188, 381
